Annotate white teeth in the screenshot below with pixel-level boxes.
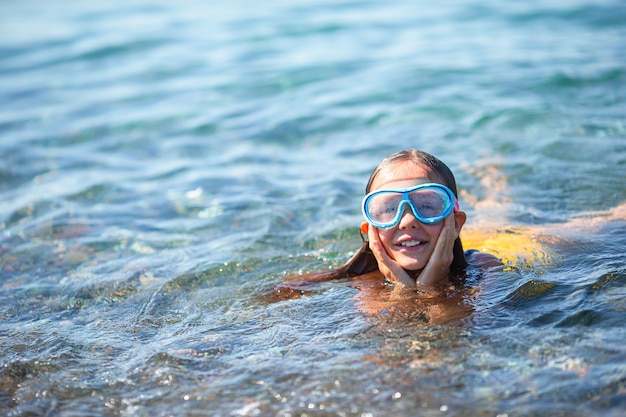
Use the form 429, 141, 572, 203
398, 240, 423, 247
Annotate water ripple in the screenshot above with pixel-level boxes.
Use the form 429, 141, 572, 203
1, 0, 626, 415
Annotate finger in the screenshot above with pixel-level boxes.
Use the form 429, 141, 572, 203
432, 215, 452, 253
417, 215, 455, 286
441, 214, 456, 244
367, 223, 378, 244
368, 227, 388, 261
367, 227, 415, 286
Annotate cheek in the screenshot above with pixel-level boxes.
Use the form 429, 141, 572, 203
376, 229, 396, 248
426, 223, 444, 238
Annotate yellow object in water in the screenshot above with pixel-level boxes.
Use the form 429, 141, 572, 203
461, 228, 555, 270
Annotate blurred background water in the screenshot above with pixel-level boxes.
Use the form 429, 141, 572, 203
1, 0, 625, 416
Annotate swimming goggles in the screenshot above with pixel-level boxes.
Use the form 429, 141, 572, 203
361, 183, 458, 229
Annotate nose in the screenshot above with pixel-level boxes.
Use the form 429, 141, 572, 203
397, 202, 420, 229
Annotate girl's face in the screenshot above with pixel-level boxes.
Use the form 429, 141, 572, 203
368, 162, 460, 272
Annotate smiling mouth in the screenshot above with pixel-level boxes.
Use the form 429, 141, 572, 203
397, 240, 425, 248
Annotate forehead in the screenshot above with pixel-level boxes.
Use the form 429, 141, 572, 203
370, 162, 439, 190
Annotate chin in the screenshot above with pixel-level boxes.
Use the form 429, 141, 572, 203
396, 258, 425, 272
402, 266, 424, 273
388, 251, 428, 271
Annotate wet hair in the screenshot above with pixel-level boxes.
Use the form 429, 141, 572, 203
282, 149, 468, 287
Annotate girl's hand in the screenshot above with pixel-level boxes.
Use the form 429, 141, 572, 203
367, 225, 416, 287
367, 213, 457, 287
415, 213, 456, 286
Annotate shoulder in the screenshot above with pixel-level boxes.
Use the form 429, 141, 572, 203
465, 250, 503, 270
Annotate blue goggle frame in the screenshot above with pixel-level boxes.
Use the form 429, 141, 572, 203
361, 183, 457, 229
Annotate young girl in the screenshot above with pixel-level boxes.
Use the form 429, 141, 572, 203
355, 148, 502, 288
271, 149, 502, 298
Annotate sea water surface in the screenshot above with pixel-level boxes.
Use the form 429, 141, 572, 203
1, 0, 626, 416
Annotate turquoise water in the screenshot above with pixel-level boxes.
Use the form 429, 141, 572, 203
1, 0, 626, 416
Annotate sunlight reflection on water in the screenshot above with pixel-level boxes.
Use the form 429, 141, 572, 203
1, 0, 626, 415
